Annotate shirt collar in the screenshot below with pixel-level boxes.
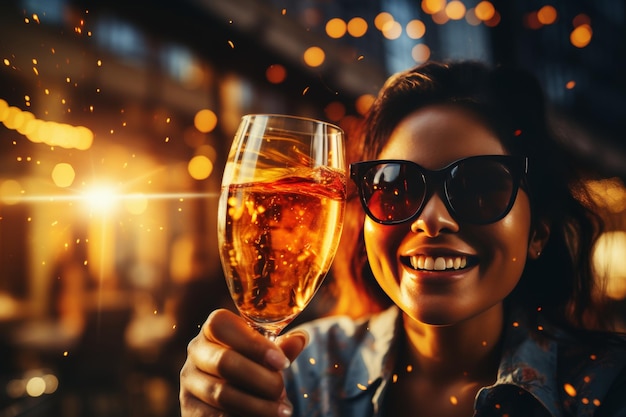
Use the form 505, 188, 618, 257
340, 306, 561, 417
485, 308, 561, 417
342, 306, 399, 399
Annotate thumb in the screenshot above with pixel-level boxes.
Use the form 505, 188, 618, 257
277, 330, 308, 363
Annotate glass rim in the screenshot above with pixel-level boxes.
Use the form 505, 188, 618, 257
240, 113, 343, 133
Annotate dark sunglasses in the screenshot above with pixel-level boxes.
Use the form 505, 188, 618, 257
350, 155, 528, 225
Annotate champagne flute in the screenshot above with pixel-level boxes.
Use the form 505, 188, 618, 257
217, 114, 346, 340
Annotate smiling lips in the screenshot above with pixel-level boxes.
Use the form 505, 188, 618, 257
409, 255, 468, 271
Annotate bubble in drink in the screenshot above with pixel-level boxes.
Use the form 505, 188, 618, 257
218, 167, 345, 333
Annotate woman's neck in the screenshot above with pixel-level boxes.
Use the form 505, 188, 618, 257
400, 303, 504, 383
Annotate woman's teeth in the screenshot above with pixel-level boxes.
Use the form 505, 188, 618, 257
409, 255, 467, 271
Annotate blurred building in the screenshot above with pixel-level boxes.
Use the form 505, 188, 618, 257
0, 0, 625, 416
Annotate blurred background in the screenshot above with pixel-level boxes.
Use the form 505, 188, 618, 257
0, 0, 625, 416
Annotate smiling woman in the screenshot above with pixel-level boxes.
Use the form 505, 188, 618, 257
1, 0, 624, 415
179, 61, 626, 417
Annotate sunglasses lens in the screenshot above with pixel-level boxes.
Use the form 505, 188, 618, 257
363, 163, 425, 223
354, 157, 521, 225
447, 159, 516, 223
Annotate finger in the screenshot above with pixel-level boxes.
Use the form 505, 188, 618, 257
276, 330, 308, 363
180, 391, 226, 417
181, 363, 292, 417
203, 309, 290, 371
187, 333, 285, 400
179, 395, 224, 417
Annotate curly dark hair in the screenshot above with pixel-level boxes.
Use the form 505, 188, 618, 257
329, 61, 612, 332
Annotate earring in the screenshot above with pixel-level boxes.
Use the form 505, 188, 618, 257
536, 250, 541, 257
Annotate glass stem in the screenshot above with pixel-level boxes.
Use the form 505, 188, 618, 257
251, 323, 280, 341
264, 331, 278, 342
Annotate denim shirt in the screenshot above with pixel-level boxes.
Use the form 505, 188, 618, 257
283, 306, 626, 417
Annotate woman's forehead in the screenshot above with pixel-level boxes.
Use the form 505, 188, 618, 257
378, 106, 507, 168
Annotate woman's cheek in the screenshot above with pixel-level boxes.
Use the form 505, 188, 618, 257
363, 219, 383, 275
363, 219, 403, 285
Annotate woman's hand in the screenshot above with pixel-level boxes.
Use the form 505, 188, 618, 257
179, 309, 307, 417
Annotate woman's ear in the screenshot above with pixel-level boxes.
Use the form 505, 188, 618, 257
528, 220, 550, 260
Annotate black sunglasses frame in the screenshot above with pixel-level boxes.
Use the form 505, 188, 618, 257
350, 155, 529, 226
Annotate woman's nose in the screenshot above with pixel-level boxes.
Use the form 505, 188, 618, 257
410, 192, 459, 236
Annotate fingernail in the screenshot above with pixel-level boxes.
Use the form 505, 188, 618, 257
265, 348, 290, 370
285, 330, 309, 347
278, 401, 293, 417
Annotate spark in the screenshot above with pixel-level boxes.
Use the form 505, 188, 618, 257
564, 383, 577, 397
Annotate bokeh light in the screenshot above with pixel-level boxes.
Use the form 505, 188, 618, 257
474, 1, 495, 21
187, 155, 213, 180
25, 377, 46, 397
266, 64, 287, 84
432, 9, 450, 25
381, 20, 402, 39
326, 18, 347, 39
195, 144, 217, 162
303, 46, 325, 67
537, 5, 557, 25
573, 13, 591, 28
347, 17, 368, 37
374, 12, 394, 31
194, 109, 218, 133
51, 163, 76, 188
324, 101, 346, 121
0, 100, 94, 149
593, 231, 626, 300
0, 179, 23, 205
412, 43, 431, 63
422, 0, 446, 15
74, 126, 95, 150
445, 1, 466, 20
406, 20, 426, 39
484, 10, 501, 27
571, 24, 593, 48
525, 12, 543, 30
355, 94, 375, 116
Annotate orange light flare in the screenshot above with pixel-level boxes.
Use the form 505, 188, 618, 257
1, 182, 219, 212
